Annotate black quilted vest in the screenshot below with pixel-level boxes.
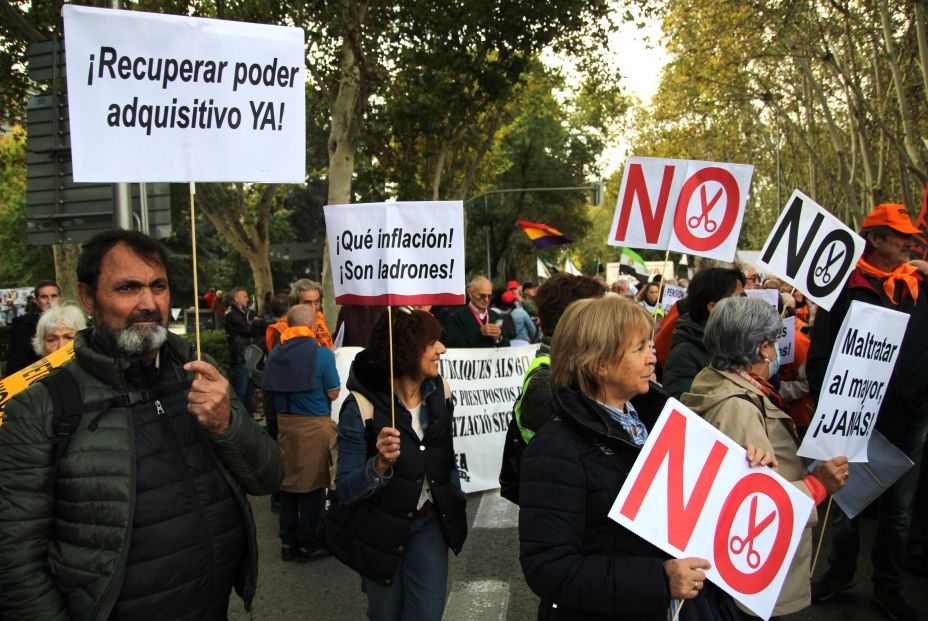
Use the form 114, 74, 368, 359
108, 356, 247, 620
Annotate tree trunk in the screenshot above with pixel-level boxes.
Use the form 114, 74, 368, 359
197, 184, 277, 316
52, 243, 80, 301
879, 0, 926, 176
431, 136, 451, 200
322, 0, 368, 322
916, 1, 928, 102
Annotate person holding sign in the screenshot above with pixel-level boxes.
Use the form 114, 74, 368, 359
324, 309, 466, 621
808, 204, 928, 621
681, 296, 848, 617
519, 296, 747, 620
0, 230, 282, 620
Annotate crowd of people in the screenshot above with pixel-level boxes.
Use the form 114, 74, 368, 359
0, 200, 926, 621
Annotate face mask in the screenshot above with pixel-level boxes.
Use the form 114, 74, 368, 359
766, 345, 781, 377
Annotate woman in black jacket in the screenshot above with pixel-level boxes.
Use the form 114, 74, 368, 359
327, 309, 467, 620
519, 295, 758, 621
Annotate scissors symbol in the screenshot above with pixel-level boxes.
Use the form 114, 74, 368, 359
687, 185, 723, 233
814, 243, 845, 284
728, 496, 776, 570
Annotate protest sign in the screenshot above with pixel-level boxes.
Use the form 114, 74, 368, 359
324, 201, 464, 306
798, 301, 909, 462
63, 5, 305, 182
660, 284, 687, 313
813, 432, 914, 519
745, 290, 796, 365
609, 399, 813, 620
332, 345, 537, 494
777, 317, 796, 366
0, 342, 76, 425
644, 260, 676, 281
757, 190, 865, 311
608, 156, 754, 262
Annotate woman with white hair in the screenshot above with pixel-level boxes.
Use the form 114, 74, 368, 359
32, 301, 87, 356
681, 296, 847, 617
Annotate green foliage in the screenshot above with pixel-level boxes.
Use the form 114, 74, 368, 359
629, 0, 928, 248
183, 329, 232, 378
0, 127, 54, 286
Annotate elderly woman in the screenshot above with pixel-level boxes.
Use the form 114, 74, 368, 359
681, 296, 848, 617
324, 309, 466, 620
520, 295, 759, 620
32, 301, 86, 357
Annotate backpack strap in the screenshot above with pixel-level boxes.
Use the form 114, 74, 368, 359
41, 369, 82, 467
42, 373, 193, 465
350, 391, 375, 424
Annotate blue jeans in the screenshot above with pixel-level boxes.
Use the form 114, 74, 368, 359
361, 511, 449, 621
279, 489, 324, 548
827, 418, 928, 590
232, 363, 254, 417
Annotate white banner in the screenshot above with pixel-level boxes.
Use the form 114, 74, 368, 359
745, 290, 796, 365
798, 301, 909, 462
609, 399, 813, 620
332, 345, 537, 494
63, 5, 305, 182
660, 284, 687, 313
324, 201, 465, 306
756, 190, 865, 311
608, 156, 754, 262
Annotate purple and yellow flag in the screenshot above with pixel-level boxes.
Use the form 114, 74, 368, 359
518, 220, 573, 249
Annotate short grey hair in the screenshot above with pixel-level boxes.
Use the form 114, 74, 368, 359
468, 275, 490, 291
32, 301, 87, 356
704, 296, 781, 371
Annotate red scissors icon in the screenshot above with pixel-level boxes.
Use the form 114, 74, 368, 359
687, 185, 723, 233
728, 496, 776, 569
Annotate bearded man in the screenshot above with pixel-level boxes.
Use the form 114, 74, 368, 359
0, 229, 282, 620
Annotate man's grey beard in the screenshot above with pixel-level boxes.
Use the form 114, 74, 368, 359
95, 311, 168, 357
114, 323, 168, 356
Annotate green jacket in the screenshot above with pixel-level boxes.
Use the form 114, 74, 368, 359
0, 330, 283, 621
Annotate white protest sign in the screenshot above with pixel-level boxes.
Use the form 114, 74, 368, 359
798, 301, 909, 462
609, 399, 813, 620
757, 190, 865, 311
608, 156, 754, 261
745, 290, 796, 365
332, 345, 538, 494
63, 5, 305, 182
324, 201, 465, 306
660, 284, 687, 313
644, 260, 676, 281
777, 317, 796, 366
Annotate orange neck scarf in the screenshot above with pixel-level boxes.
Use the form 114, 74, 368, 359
856, 257, 919, 305
279, 325, 316, 344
